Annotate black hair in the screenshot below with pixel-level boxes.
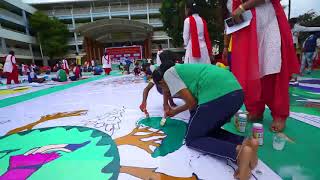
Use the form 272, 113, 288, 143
159, 50, 176, 67
152, 59, 176, 85
9, 50, 15, 56
152, 68, 163, 85
75, 52, 79, 55
186, 0, 200, 16
158, 44, 162, 49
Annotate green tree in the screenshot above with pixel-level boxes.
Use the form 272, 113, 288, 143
160, 0, 224, 48
29, 11, 69, 60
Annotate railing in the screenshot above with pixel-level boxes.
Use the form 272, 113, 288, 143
73, 8, 90, 15
0, 8, 25, 25
149, 3, 161, 9
135, 19, 148, 23
33, 51, 41, 57
45, 3, 161, 18
53, 9, 72, 16
92, 6, 108, 14
9, 48, 32, 57
153, 31, 168, 37
149, 18, 162, 24
0, 26, 27, 35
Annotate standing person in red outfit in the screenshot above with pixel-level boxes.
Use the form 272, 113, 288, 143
102, 52, 112, 75
3, 51, 19, 85
229, 0, 299, 132
183, 0, 212, 64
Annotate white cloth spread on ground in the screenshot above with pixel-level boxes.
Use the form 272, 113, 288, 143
0, 75, 281, 180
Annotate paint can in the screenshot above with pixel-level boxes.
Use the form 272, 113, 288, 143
235, 113, 247, 133
252, 123, 264, 146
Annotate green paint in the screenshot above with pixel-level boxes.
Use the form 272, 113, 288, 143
223, 110, 320, 180
0, 70, 122, 108
300, 70, 320, 78
138, 117, 187, 158
0, 126, 120, 180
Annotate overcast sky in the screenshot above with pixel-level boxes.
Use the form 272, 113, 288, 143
23, 0, 320, 17
281, 0, 320, 17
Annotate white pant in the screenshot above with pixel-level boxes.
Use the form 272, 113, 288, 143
300, 52, 315, 73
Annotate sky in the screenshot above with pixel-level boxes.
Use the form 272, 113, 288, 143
23, 0, 320, 17
281, 0, 320, 17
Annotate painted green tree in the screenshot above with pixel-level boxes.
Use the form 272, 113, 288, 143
160, 0, 224, 48
29, 11, 69, 60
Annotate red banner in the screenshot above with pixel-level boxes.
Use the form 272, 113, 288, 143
105, 46, 142, 63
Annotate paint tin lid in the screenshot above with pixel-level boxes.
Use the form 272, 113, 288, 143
239, 114, 247, 119
253, 123, 263, 128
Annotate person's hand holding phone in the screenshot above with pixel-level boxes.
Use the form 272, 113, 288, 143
232, 7, 245, 24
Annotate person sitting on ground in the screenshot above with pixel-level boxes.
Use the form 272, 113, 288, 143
124, 57, 132, 74
69, 64, 81, 81
119, 62, 124, 73
133, 61, 141, 76
28, 67, 45, 83
93, 66, 103, 75
153, 62, 259, 180
52, 67, 68, 82
0, 63, 3, 77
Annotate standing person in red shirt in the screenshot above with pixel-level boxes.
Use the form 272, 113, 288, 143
3, 51, 19, 85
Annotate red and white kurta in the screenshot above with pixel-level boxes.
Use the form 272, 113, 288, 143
183, 14, 212, 64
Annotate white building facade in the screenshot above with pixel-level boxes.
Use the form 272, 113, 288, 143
23, 0, 174, 59
0, 0, 42, 64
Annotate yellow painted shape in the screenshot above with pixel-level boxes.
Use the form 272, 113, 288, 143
0, 87, 30, 95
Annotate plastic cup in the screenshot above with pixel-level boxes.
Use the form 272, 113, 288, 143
273, 133, 286, 151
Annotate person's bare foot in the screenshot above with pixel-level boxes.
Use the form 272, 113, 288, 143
247, 114, 264, 122
235, 146, 252, 180
271, 120, 286, 132
243, 138, 259, 169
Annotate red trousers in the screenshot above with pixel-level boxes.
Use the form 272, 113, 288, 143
104, 68, 111, 75
63, 68, 69, 75
245, 72, 289, 121
6, 71, 19, 84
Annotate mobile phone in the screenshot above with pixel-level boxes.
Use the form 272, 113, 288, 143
225, 17, 235, 27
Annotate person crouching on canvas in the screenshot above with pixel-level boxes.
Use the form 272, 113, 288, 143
153, 62, 259, 180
